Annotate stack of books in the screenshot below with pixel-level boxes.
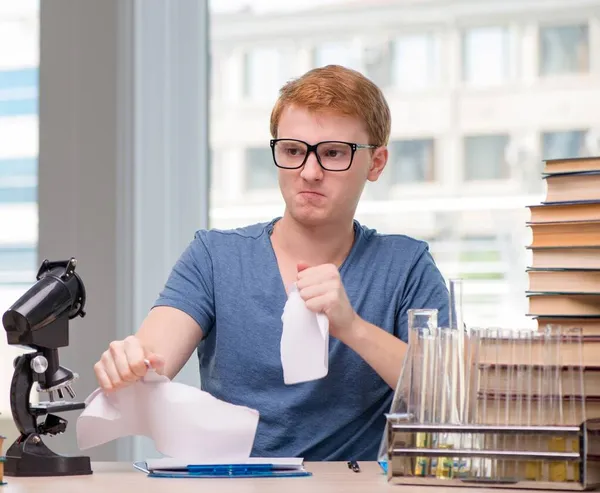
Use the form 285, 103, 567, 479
525, 156, 600, 334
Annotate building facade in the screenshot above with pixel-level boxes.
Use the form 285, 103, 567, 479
208, 0, 600, 328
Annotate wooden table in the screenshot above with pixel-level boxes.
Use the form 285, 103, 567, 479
0, 461, 571, 493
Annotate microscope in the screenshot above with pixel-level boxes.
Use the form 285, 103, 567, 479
1, 257, 92, 476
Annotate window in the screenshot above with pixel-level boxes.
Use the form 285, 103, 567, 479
392, 34, 437, 89
542, 130, 588, 160
0, 68, 37, 117
0, 246, 36, 283
389, 139, 436, 183
245, 147, 278, 190
313, 40, 362, 71
364, 41, 393, 88
464, 134, 510, 180
0, 0, 39, 422
463, 27, 510, 85
0, 157, 37, 203
243, 47, 284, 102
539, 24, 589, 75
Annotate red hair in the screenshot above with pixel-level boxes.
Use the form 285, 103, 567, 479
270, 65, 391, 147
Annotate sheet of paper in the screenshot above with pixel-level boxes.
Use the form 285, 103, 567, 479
280, 284, 329, 385
145, 456, 305, 471
76, 371, 259, 462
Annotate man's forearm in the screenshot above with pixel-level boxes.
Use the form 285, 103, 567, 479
338, 315, 408, 389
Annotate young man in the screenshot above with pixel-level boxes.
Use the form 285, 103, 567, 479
94, 65, 449, 461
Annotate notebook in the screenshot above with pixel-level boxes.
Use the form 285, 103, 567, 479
133, 457, 311, 478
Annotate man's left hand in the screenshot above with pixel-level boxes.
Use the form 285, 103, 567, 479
296, 262, 358, 340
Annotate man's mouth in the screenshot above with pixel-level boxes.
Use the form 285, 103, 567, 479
299, 191, 325, 197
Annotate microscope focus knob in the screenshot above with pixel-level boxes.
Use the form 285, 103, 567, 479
31, 355, 49, 374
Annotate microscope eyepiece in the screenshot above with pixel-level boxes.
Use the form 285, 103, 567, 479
2, 257, 86, 349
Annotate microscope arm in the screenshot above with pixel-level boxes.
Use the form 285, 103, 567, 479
10, 353, 38, 436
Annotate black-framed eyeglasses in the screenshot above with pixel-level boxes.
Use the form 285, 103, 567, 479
270, 138, 378, 172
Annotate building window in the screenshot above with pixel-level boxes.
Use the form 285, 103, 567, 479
463, 27, 510, 85
539, 24, 589, 76
242, 47, 284, 101
392, 34, 436, 89
363, 41, 393, 88
0, 157, 37, 203
0, 246, 36, 283
245, 147, 278, 190
313, 40, 362, 71
464, 134, 510, 181
389, 139, 435, 183
542, 130, 588, 160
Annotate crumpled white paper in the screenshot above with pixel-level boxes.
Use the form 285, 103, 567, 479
75, 371, 259, 462
280, 283, 329, 385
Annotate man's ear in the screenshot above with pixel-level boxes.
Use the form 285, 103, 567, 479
367, 146, 388, 182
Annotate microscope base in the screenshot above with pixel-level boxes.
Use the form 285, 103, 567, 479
4, 433, 92, 477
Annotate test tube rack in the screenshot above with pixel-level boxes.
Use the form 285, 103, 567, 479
385, 413, 600, 491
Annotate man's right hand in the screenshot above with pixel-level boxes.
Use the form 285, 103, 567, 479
93, 335, 165, 392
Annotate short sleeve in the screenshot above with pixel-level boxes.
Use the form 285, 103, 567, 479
153, 230, 215, 338
395, 244, 450, 342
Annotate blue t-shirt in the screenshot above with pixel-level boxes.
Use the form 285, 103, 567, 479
153, 217, 449, 461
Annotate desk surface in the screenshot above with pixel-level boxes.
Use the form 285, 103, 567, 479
0, 461, 574, 493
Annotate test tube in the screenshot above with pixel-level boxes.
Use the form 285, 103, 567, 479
405, 309, 438, 416
513, 329, 527, 480
426, 327, 440, 476
413, 326, 430, 476
476, 328, 491, 479
568, 327, 586, 483
576, 327, 586, 484
448, 279, 467, 478
547, 325, 566, 482
490, 327, 502, 480
565, 327, 580, 482
498, 328, 513, 479
522, 329, 540, 481
435, 327, 454, 479
449, 278, 466, 422
463, 327, 481, 479
428, 326, 441, 476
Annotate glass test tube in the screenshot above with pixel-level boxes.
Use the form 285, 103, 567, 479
425, 327, 439, 476
448, 279, 464, 478
413, 312, 440, 477
568, 327, 585, 483
490, 327, 502, 481
547, 325, 566, 483
565, 327, 580, 482
412, 325, 429, 476
405, 309, 438, 416
465, 327, 481, 479
523, 330, 540, 480
513, 329, 527, 480
435, 327, 454, 479
498, 328, 513, 480
576, 327, 586, 484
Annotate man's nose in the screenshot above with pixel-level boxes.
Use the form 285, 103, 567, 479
300, 151, 324, 181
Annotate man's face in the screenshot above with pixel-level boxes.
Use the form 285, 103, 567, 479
275, 104, 388, 227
